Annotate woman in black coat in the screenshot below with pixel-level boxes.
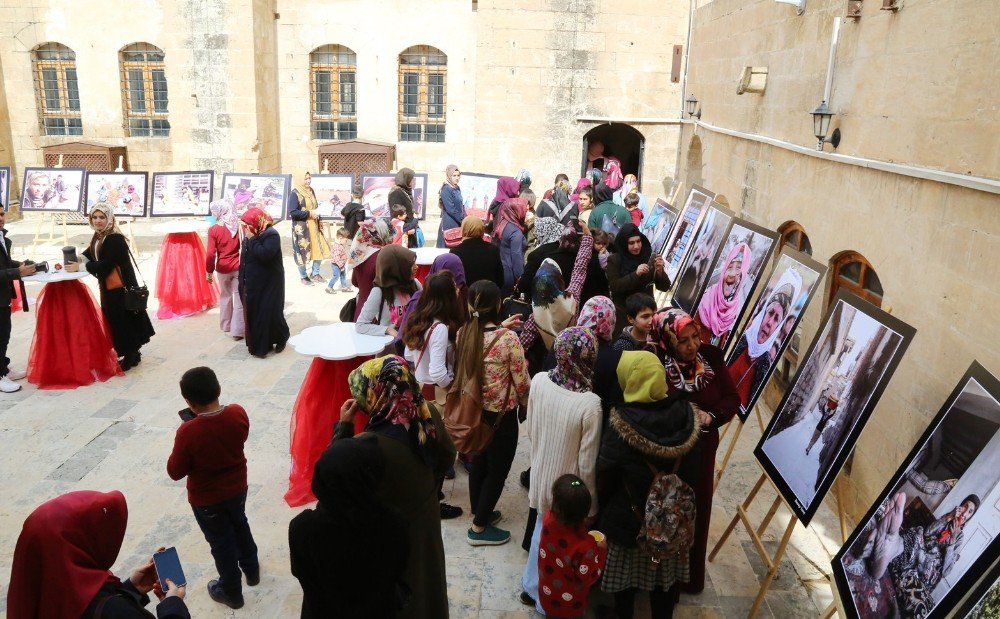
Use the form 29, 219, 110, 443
449, 216, 504, 287
388, 168, 420, 248
606, 224, 671, 337
82, 203, 154, 370
238, 207, 289, 358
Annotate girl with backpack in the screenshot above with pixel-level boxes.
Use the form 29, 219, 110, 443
453, 280, 531, 546
595, 350, 702, 619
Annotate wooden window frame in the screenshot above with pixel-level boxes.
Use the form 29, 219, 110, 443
777, 220, 813, 255
310, 45, 358, 141
830, 251, 883, 307
398, 45, 447, 143
32, 43, 82, 136
119, 43, 170, 137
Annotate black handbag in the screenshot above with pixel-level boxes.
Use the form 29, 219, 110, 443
122, 244, 149, 313
339, 296, 357, 322
502, 292, 532, 322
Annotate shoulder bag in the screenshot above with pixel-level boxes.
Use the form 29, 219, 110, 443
443, 330, 511, 455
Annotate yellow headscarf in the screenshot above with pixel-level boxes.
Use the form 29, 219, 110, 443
617, 351, 668, 403
294, 169, 318, 211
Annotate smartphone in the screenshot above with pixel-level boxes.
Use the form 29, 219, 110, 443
178, 408, 196, 422
152, 547, 186, 590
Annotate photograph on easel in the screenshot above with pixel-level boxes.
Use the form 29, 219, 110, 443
833, 362, 1000, 619
639, 198, 681, 256
220, 173, 290, 222
671, 200, 734, 314
0, 166, 9, 209
20, 167, 86, 213
361, 173, 429, 221
457, 172, 500, 221
309, 174, 355, 221
150, 171, 214, 217
661, 184, 714, 283
726, 248, 828, 421
755, 290, 916, 525
84, 172, 148, 217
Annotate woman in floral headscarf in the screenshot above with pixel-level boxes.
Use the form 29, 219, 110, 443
238, 207, 289, 358
614, 173, 650, 219
288, 170, 332, 285
574, 294, 625, 415
695, 241, 752, 349
348, 219, 393, 321
331, 355, 455, 619
520, 327, 603, 610
652, 307, 739, 595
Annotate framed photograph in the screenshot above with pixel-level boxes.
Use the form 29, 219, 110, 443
0, 166, 10, 210
309, 174, 355, 221
150, 171, 214, 217
84, 172, 148, 217
220, 173, 291, 222
639, 198, 682, 257
953, 560, 1000, 618
755, 290, 916, 525
671, 200, 735, 313
660, 184, 714, 283
458, 172, 501, 221
726, 248, 828, 421
832, 362, 1000, 619
691, 219, 779, 351
20, 167, 86, 213
361, 173, 429, 221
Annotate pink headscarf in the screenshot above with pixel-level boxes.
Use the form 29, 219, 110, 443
570, 178, 591, 203
697, 242, 752, 336
603, 158, 624, 190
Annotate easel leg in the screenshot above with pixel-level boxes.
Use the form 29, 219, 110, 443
60, 213, 68, 246
755, 403, 765, 432
748, 513, 798, 619
714, 418, 744, 489
835, 476, 849, 544
820, 601, 837, 619
125, 220, 138, 256
757, 496, 782, 539
709, 472, 767, 561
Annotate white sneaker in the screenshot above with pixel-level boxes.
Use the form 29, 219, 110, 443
6, 368, 26, 381
0, 376, 21, 393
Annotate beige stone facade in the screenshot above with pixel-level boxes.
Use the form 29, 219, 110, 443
681, 0, 1000, 518
0, 0, 689, 203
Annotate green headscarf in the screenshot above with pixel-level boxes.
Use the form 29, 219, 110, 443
617, 351, 668, 403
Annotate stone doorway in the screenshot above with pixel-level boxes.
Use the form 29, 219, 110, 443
581, 123, 645, 188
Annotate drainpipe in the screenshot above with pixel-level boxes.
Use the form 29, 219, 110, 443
675, 0, 696, 180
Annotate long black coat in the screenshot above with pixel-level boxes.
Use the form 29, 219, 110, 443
450, 237, 504, 287
0, 232, 24, 307
238, 227, 289, 356
83, 234, 154, 357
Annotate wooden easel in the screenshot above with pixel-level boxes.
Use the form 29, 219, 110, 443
709, 472, 799, 619
715, 401, 767, 488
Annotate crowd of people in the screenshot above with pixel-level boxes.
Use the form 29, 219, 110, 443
4, 157, 746, 618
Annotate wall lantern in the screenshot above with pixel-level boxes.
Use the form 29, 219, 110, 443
685, 95, 701, 120
810, 101, 841, 151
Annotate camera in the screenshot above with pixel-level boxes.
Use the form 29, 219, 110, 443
33, 261, 49, 273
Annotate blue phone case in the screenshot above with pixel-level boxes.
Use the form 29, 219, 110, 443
153, 547, 186, 590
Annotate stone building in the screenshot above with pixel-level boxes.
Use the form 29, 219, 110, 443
0, 0, 690, 206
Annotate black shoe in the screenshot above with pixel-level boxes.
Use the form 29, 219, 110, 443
274, 340, 287, 353
244, 567, 260, 587
444, 466, 456, 480
440, 503, 463, 519
520, 469, 530, 490
207, 579, 244, 609
520, 591, 536, 606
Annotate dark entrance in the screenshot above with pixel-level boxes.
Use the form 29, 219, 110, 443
581, 123, 646, 189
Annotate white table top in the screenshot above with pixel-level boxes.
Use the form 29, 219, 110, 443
287, 323, 393, 361
22, 270, 91, 284
152, 220, 210, 234
414, 247, 450, 266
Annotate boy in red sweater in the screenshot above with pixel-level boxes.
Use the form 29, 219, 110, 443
167, 367, 258, 609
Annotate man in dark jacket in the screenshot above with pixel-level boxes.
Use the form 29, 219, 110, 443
0, 203, 35, 393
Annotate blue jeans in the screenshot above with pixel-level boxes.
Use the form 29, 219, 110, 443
297, 260, 322, 278
191, 489, 259, 595
327, 264, 348, 289
521, 514, 544, 613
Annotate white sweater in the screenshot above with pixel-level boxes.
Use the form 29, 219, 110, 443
526, 372, 603, 517
403, 322, 454, 388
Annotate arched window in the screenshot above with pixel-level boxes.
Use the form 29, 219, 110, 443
777, 220, 813, 255
310, 45, 357, 140
119, 43, 170, 137
32, 43, 81, 135
830, 251, 883, 307
398, 45, 447, 142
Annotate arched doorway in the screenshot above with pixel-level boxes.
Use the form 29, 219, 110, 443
686, 134, 704, 189
581, 123, 645, 188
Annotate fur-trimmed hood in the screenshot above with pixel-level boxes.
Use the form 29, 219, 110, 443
609, 399, 701, 461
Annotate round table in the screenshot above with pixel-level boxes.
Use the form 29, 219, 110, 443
152, 221, 218, 320
22, 270, 124, 389
413, 247, 450, 284
284, 322, 392, 507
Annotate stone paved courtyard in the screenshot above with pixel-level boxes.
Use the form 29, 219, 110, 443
0, 219, 846, 617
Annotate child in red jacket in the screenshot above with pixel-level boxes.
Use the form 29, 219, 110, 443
538, 474, 608, 618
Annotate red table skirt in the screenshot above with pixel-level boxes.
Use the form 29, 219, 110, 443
284, 355, 372, 507
415, 263, 432, 285
27, 280, 124, 389
156, 232, 218, 320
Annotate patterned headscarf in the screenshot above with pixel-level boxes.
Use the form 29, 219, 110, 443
603, 157, 624, 190
493, 197, 529, 241
549, 327, 597, 393
240, 207, 274, 236
534, 217, 564, 247
650, 308, 694, 354
210, 198, 239, 238
652, 308, 716, 393
348, 355, 437, 464
620, 174, 638, 198
577, 296, 616, 342
347, 219, 392, 268
532, 259, 577, 350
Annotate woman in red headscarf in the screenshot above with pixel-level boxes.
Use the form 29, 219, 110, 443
8, 490, 190, 618
238, 207, 289, 358
492, 195, 530, 297
651, 308, 740, 595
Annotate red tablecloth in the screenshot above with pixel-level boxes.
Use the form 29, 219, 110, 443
284, 355, 373, 507
26, 279, 124, 389
415, 263, 432, 285
156, 232, 218, 320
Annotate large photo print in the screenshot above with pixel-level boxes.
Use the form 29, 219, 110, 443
309, 174, 355, 220
362, 173, 428, 220
727, 248, 827, 420
0, 167, 9, 210
671, 201, 734, 314
833, 362, 1000, 619
220, 173, 290, 222
755, 290, 916, 525
639, 198, 681, 255
458, 172, 500, 221
661, 185, 714, 282
20, 167, 85, 213
150, 171, 214, 217
84, 172, 148, 217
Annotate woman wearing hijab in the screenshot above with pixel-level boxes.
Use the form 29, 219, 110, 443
437, 164, 465, 248
333, 355, 454, 619
8, 490, 189, 618
239, 207, 289, 358
588, 181, 631, 234
207, 199, 245, 339
596, 351, 702, 619
348, 220, 394, 321
288, 170, 332, 285
356, 245, 420, 337
399, 253, 468, 333
289, 438, 409, 618
518, 226, 609, 309
695, 242, 751, 349
388, 168, 420, 248
652, 308, 740, 595
520, 327, 603, 610
449, 216, 504, 287
493, 196, 530, 297
82, 203, 155, 371
535, 182, 577, 227
605, 224, 670, 336
486, 176, 521, 231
